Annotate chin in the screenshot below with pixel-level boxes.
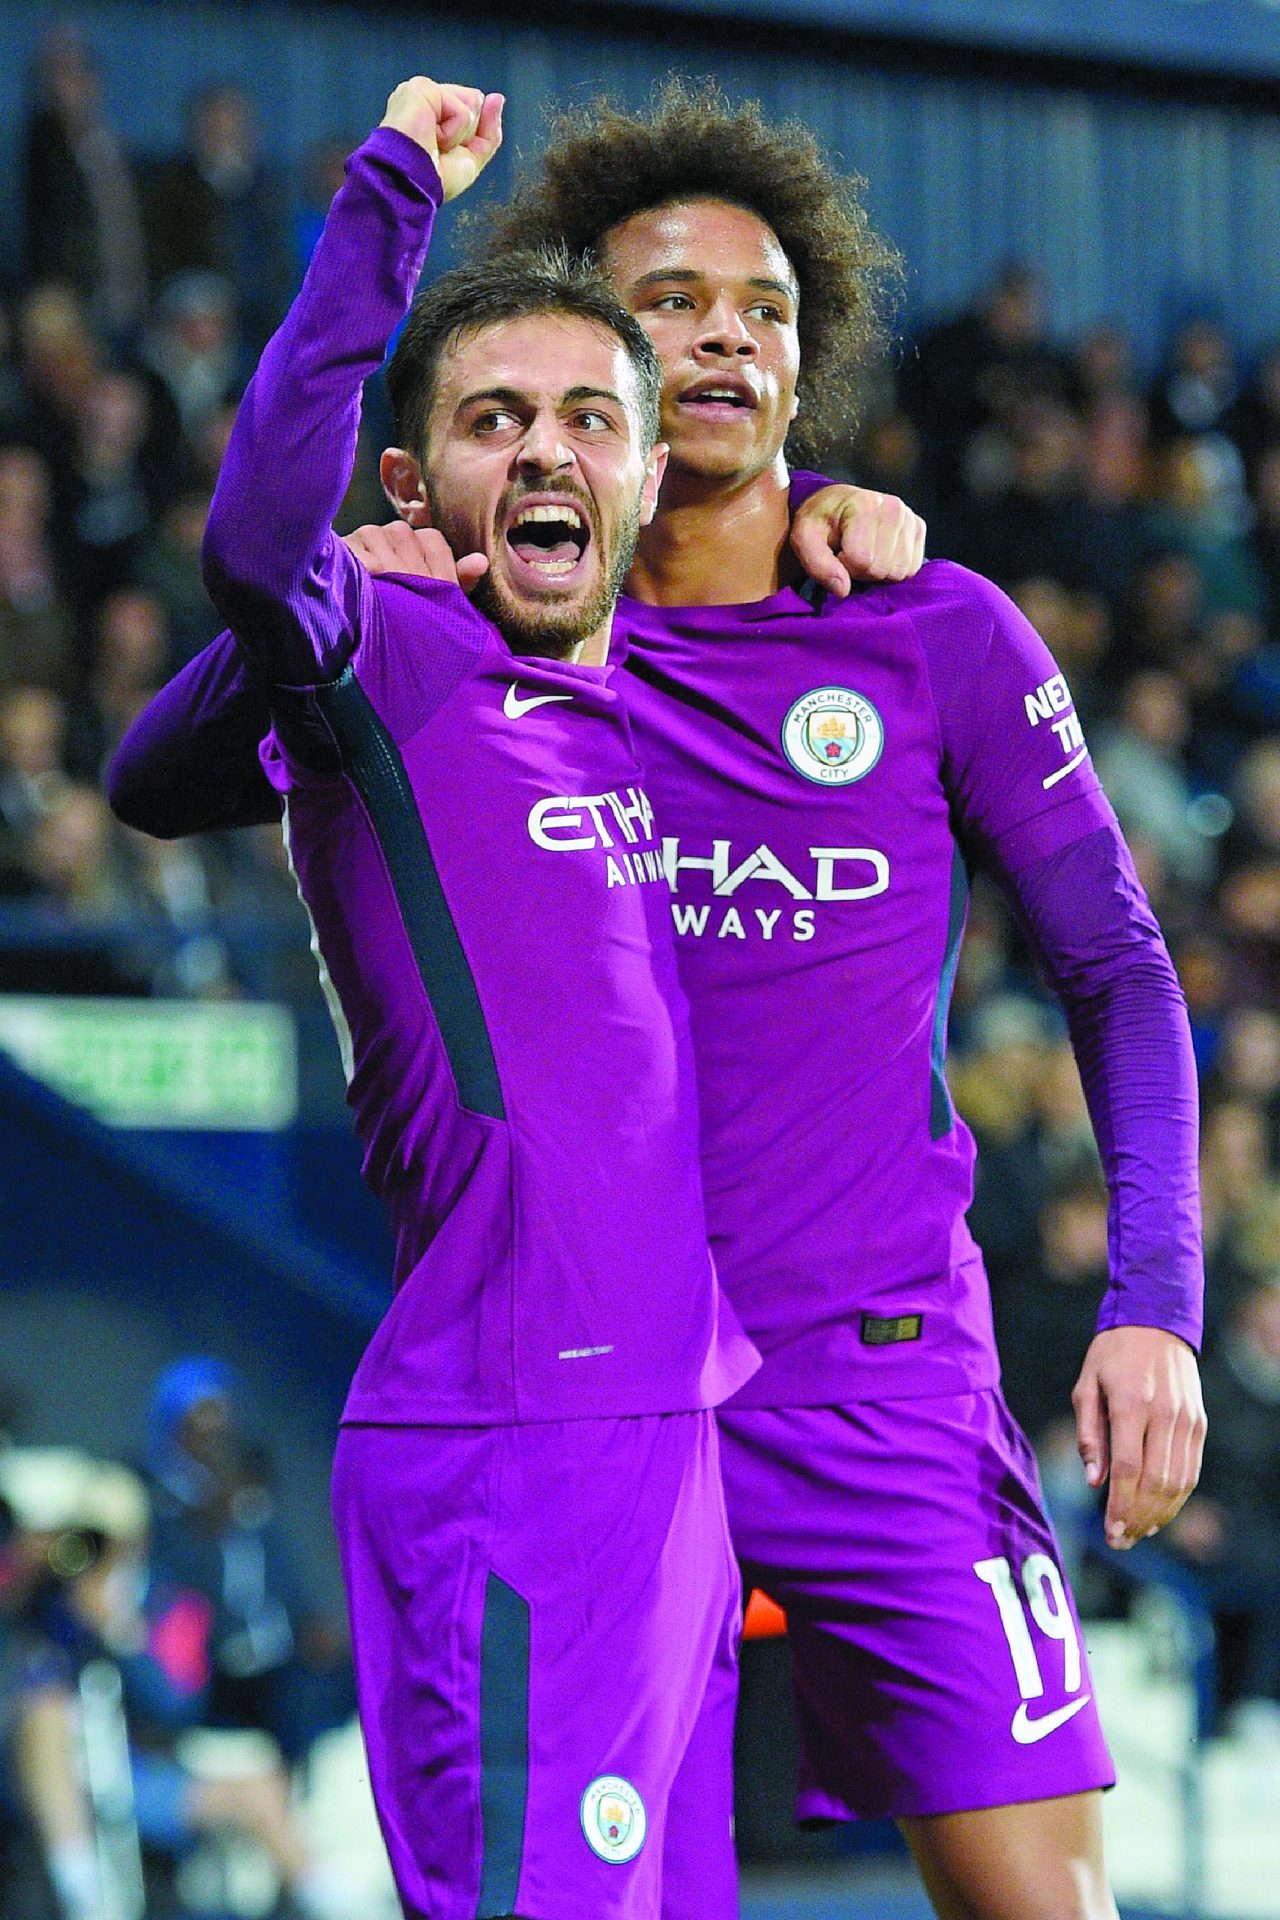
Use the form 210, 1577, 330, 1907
475, 569, 601, 658
666, 437, 765, 481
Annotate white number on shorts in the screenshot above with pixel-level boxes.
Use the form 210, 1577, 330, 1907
1023, 1552, 1082, 1694
973, 1554, 1082, 1701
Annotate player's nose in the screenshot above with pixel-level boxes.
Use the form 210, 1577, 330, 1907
693, 298, 758, 359
516, 413, 574, 474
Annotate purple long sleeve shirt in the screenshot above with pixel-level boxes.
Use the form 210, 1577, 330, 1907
112, 180, 1202, 1409
617, 562, 1202, 1404
195, 128, 758, 1424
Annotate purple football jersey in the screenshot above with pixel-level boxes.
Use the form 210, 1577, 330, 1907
616, 565, 1202, 1407
199, 129, 756, 1424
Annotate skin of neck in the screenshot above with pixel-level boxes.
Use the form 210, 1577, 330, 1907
624, 446, 798, 607
571, 611, 614, 668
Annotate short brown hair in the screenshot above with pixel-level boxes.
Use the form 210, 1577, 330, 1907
482, 79, 902, 463
386, 244, 663, 457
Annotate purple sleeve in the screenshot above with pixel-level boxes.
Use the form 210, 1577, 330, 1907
921, 563, 1204, 1349
106, 631, 278, 837
788, 469, 834, 516
201, 128, 442, 686
999, 827, 1204, 1352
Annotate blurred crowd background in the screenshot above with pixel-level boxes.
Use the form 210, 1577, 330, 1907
3, 5, 1280, 1918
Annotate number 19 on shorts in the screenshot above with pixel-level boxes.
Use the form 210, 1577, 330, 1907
974, 1554, 1090, 1742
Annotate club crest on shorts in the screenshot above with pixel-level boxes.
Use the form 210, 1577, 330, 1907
782, 685, 884, 786
580, 1775, 647, 1863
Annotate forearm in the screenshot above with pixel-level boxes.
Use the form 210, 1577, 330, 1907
1003, 823, 1204, 1349
202, 128, 442, 683
107, 631, 279, 837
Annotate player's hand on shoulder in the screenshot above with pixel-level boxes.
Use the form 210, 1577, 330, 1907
379, 78, 504, 200
1071, 1325, 1207, 1550
791, 483, 925, 597
345, 520, 489, 592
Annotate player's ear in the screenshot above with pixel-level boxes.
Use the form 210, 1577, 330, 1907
639, 442, 668, 527
380, 447, 432, 527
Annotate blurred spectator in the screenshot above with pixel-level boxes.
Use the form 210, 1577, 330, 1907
1142, 435, 1264, 619
21, 27, 147, 344
53, 372, 157, 621
1150, 316, 1241, 444
144, 1360, 353, 1766
0, 685, 68, 895
1092, 670, 1218, 893
0, 1448, 352, 1920
993, 1163, 1109, 1457
961, 397, 1090, 590
65, 588, 168, 779
845, 408, 946, 549
1251, 446, 1280, 645
1230, 341, 1280, 486
1211, 1006, 1280, 1152
902, 261, 1070, 496
1119, 547, 1208, 683
138, 270, 240, 478
1198, 1097, 1280, 1340
0, 448, 75, 696
24, 786, 129, 923
143, 83, 285, 352
1172, 926, 1234, 1075
954, 1000, 1098, 1298
1166, 1279, 1280, 1733
136, 491, 220, 665
12, 289, 99, 475
1074, 393, 1151, 618
1009, 578, 1111, 731
1069, 322, 1139, 413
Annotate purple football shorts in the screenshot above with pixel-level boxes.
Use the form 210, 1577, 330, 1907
717, 1388, 1116, 1822
331, 1411, 740, 1920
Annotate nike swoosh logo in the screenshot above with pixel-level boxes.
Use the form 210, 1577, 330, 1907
1010, 1696, 1092, 1745
503, 684, 574, 720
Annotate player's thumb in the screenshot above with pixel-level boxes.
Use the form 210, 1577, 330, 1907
1073, 1373, 1108, 1488
456, 552, 490, 592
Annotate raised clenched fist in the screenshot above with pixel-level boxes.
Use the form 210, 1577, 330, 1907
379, 77, 504, 201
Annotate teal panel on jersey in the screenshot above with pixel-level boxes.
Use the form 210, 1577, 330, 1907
929, 843, 969, 1141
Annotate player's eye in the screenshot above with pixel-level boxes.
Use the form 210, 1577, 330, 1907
571, 409, 614, 432
650, 293, 696, 312
747, 303, 787, 324
473, 408, 519, 434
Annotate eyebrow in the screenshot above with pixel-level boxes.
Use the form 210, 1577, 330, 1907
629, 267, 797, 300
455, 384, 627, 412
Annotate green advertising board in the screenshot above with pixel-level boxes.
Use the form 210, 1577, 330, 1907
0, 998, 297, 1131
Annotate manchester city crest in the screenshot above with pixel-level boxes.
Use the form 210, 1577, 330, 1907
781, 686, 884, 786
580, 1774, 647, 1863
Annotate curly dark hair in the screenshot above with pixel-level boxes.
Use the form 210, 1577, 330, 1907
480, 79, 902, 464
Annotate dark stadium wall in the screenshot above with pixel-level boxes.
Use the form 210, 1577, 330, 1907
0, 1053, 378, 1612
3, 0, 1280, 370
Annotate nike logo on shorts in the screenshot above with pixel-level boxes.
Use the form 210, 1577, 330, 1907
1011, 1695, 1092, 1744
504, 684, 573, 720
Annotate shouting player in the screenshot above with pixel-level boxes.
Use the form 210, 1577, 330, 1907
111, 84, 1205, 1920
194, 75, 760, 1920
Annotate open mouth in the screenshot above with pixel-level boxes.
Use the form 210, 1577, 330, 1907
503, 501, 592, 585
677, 378, 759, 418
